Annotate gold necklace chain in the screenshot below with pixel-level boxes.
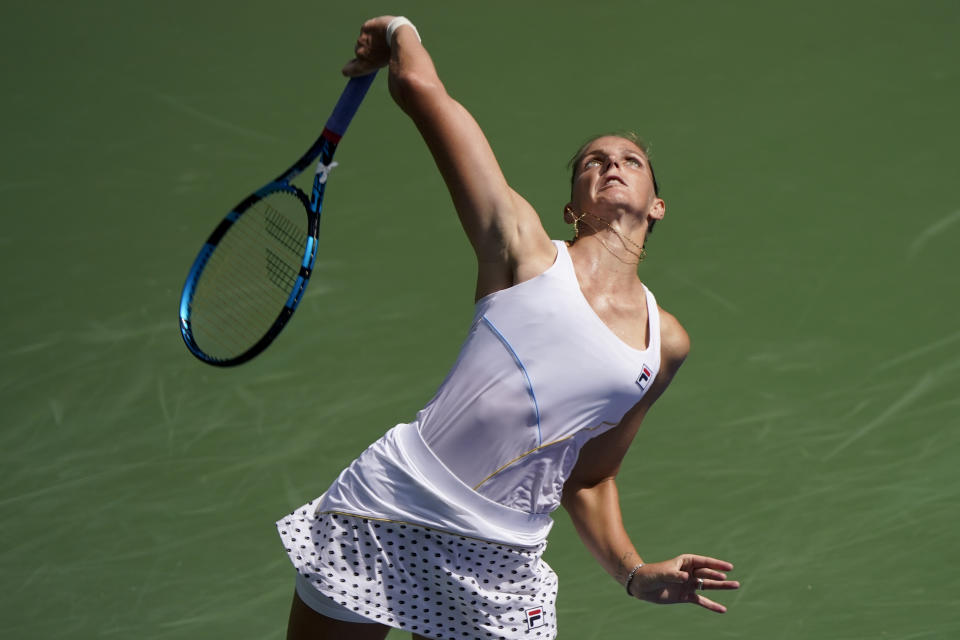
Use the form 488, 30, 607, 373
567, 207, 648, 264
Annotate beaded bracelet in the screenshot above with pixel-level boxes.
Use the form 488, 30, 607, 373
624, 563, 644, 596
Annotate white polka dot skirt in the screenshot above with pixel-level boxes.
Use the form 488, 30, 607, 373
278, 506, 559, 639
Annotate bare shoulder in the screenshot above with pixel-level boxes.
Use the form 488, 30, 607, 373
657, 306, 690, 370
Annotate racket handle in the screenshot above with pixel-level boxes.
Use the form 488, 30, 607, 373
326, 72, 378, 136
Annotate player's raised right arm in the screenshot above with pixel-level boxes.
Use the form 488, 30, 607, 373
343, 17, 555, 294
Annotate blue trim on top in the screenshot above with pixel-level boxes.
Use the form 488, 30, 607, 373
480, 315, 542, 446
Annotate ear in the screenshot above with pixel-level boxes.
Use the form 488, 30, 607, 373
563, 203, 576, 224
648, 198, 665, 223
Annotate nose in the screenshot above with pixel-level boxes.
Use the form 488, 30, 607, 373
602, 157, 621, 173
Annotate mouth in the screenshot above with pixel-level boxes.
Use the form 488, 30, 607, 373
599, 176, 627, 190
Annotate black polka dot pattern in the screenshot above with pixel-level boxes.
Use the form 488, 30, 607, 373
277, 503, 558, 639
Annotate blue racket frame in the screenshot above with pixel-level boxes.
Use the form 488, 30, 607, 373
179, 72, 377, 366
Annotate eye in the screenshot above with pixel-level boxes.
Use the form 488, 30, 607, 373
625, 156, 642, 168
584, 158, 602, 169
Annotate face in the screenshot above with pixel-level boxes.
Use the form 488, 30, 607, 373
569, 136, 663, 219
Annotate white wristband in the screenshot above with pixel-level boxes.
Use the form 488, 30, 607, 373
386, 16, 421, 49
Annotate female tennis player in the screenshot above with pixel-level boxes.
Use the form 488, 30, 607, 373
277, 16, 739, 640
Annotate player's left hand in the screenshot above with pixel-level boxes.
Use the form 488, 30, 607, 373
628, 554, 740, 613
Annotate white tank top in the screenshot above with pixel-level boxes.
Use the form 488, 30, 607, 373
417, 240, 661, 514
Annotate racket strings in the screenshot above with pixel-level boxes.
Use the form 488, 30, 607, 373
265, 248, 301, 292
189, 190, 309, 360
193, 238, 301, 351
264, 204, 308, 254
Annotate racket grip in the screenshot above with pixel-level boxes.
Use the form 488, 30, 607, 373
326, 72, 378, 136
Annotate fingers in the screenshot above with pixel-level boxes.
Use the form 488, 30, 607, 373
699, 578, 741, 590
682, 556, 740, 613
660, 554, 734, 584
342, 34, 374, 77
342, 58, 377, 77
342, 16, 393, 77
688, 592, 729, 614
693, 565, 740, 592
683, 554, 734, 572
686, 575, 738, 614
694, 568, 728, 581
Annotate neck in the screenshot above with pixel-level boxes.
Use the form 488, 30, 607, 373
567, 208, 648, 270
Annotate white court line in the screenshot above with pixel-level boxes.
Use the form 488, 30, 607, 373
823, 372, 932, 461
907, 209, 960, 258
149, 91, 278, 143
876, 329, 960, 372
664, 271, 741, 314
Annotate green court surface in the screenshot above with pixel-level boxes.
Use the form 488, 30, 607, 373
2, 1, 958, 637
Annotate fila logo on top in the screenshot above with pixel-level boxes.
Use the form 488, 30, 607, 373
636, 364, 653, 390
524, 606, 545, 629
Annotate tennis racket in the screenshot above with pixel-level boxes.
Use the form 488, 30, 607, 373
179, 72, 377, 366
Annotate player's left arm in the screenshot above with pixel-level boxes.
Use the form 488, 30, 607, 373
562, 310, 739, 612
561, 308, 690, 588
